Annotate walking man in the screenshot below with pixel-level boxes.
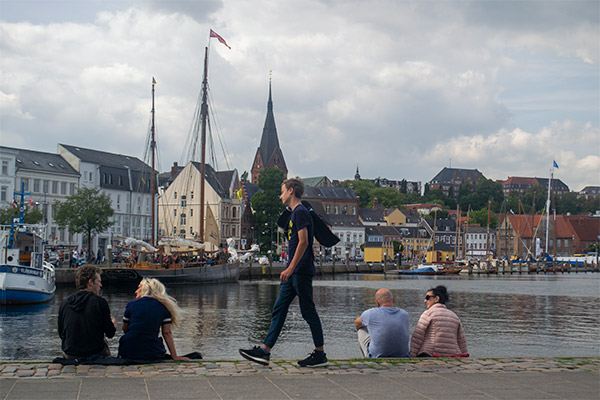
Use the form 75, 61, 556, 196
354, 288, 410, 358
239, 178, 328, 367
58, 265, 117, 359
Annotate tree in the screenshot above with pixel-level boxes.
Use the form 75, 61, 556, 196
0, 206, 43, 224
469, 207, 498, 228
400, 179, 407, 194
240, 171, 249, 182
251, 168, 285, 254
54, 187, 114, 250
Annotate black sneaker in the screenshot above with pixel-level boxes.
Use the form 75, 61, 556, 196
239, 346, 270, 366
298, 351, 328, 367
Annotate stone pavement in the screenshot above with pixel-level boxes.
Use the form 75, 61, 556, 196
0, 357, 598, 399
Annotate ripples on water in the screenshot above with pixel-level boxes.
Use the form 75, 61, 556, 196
1, 274, 599, 360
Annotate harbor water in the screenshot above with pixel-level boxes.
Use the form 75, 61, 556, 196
1, 273, 599, 360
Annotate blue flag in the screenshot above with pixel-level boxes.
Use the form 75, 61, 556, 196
553, 160, 559, 169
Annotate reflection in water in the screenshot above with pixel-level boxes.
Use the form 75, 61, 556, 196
1, 274, 599, 360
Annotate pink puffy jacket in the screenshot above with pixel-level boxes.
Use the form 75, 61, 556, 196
410, 303, 468, 357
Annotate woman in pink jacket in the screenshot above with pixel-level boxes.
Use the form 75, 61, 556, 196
410, 285, 468, 357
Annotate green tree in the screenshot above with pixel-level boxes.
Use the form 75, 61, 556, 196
0, 206, 43, 224
338, 179, 377, 208
521, 185, 547, 214
54, 187, 114, 250
240, 171, 249, 182
251, 168, 286, 254
469, 207, 498, 228
472, 179, 504, 211
400, 179, 407, 194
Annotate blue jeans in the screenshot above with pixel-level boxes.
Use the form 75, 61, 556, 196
263, 273, 324, 349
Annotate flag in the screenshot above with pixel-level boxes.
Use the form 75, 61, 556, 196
12, 199, 17, 208
210, 29, 231, 49
29, 198, 34, 206
152, 77, 157, 85
236, 188, 243, 200
553, 160, 559, 169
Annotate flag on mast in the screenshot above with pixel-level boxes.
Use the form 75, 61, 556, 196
553, 160, 559, 169
210, 29, 231, 49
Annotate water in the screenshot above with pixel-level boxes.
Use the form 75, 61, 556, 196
1, 274, 599, 360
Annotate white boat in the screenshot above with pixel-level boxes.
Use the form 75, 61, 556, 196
1, 215, 56, 304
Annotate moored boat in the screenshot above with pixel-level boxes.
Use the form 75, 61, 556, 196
1, 186, 56, 304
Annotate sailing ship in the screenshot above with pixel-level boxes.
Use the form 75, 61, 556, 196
102, 32, 252, 284
1, 183, 56, 304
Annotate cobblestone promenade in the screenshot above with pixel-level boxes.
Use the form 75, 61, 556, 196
1, 357, 598, 399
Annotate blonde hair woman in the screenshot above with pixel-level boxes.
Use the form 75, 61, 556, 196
118, 278, 190, 361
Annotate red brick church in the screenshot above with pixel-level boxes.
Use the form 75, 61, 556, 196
250, 81, 287, 184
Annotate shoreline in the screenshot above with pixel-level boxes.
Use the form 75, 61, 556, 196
1, 357, 598, 378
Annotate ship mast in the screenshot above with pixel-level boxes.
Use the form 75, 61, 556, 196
199, 46, 209, 243
151, 78, 156, 246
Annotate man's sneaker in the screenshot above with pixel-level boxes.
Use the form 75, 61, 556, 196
239, 346, 270, 366
298, 351, 328, 367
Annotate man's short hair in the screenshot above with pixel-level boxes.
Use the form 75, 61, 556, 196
282, 177, 304, 199
76, 265, 102, 290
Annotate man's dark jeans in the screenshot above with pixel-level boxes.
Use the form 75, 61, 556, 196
263, 273, 324, 349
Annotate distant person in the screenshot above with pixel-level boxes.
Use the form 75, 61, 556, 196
410, 285, 468, 357
118, 278, 190, 361
354, 288, 410, 358
58, 265, 117, 359
239, 178, 328, 367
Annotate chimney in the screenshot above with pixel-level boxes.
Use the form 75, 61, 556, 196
171, 162, 178, 178
373, 198, 378, 208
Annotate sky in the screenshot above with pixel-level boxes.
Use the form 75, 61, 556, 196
1, 0, 598, 192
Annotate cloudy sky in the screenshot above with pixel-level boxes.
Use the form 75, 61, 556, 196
1, 0, 598, 191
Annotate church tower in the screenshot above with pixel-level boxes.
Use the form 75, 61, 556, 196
250, 80, 288, 184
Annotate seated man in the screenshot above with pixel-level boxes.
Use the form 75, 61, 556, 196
58, 265, 117, 359
354, 288, 410, 358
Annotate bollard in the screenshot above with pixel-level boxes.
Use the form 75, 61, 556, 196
248, 259, 253, 280
107, 245, 113, 268
332, 256, 336, 276
345, 254, 350, 274
268, 251, 273, 278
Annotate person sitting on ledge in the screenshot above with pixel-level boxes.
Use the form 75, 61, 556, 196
410, 285, 468, 357
354, 288, 410, 358
58, 265, 117, 359
118, 278, 190, 361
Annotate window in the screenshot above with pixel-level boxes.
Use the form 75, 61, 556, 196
21, 178, 29, 191
174, 209, 177, 217
89, 172, 93, 182
343, 206, 347, 215
0, 186, 6, 201
232, 207, 236, 218
232, 225, 236, 236
174, 191, 177, 199
190, 191, 194, 199
116, 194, 121, 210
190, 209, 193, 217
1, 160, 7, 175
181, 195, 186, 207
51, 181, 58, 194
352, 206, 356, 215
190, 227, 194, 234
325, 205, 331, 214
180, 214, 186, 225
61, 182, 67, 195
103, 173, 107, 184
69, 183, 75, 195
335, 205, 339, 214
119, 176, 123, 186
33, 179, 40, 193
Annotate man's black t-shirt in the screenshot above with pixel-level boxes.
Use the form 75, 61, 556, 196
286, 204, 315, 275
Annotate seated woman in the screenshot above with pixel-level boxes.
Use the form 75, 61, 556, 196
118, 278, 190, 361
410, 285, 468, 357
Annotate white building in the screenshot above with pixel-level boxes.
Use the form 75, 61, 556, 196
58, 144, 155, 252
465, 226, 497, 258
0, 146, 81, 247
158, 162, 242, 251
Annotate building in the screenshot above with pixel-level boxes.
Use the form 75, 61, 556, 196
303, 186, 364, 259
157, 162, 242, 251
464, 226, 496, 259
1, 146, 81, 247
402, 203, 443, 215
58, 144, 154, 252
500, 176, 570, 196
250, 82, 288, 184
579, 186, 600, 200
429, 167, 485, 198
302, 176, 333, 187
396, 225, 432, 261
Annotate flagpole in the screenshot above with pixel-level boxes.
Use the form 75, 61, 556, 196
545, 166, 552, 257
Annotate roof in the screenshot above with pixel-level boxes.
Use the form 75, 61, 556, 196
580, 186, 600, 194
303, 186, 358, 201
257, 82, 286, 171
565, 215, 600, 241
359, 207, 386, 223
190, 162, 235, 199
430, 167, 484, 184
325, 213, 363, 228
243, 182, 260, 201
59, 144, 150, 171
2, 146, 79, 176
302, 176, 331, 187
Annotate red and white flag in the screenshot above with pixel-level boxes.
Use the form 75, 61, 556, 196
210, 29, 231, 49
29, 198, 35, 206
12, 199, 18, 209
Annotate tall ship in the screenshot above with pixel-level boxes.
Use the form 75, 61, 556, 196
102, 31, 254, 284
1, 183, 56, 304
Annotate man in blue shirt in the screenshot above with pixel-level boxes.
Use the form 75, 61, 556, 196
354, 288, 410, 358
240, 178, 327, 367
